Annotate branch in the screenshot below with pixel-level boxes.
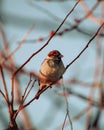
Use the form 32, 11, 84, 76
66, 88, 100, 107
22, 74, 33, 102
65, 22, 104, 72
22, 79, 36, 102
0, 65, 9, 104
0, 89, 7, 102
62, 86, 73, 130
6, 24, 35, 62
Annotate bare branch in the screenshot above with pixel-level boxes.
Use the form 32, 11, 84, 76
0, 89, 7, 102
0, 65, 9, 104
65, 22, 104, 72
62, 86, 73, 130
22, 74, 33, 102
7, 24, 35, 60
23, 79, 36, 102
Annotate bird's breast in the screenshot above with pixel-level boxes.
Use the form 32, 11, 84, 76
39, 59, 65, 80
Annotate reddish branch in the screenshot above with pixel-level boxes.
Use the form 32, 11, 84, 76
6, 24, 35, 62
0, 65, 9, 104
65, 22, 104, 71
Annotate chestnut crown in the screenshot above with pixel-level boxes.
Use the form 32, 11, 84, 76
48, 50, 63, 58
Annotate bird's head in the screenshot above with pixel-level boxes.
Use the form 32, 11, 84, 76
47, 50, 63, 59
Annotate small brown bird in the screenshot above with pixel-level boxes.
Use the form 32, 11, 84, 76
35, 50, 65, 99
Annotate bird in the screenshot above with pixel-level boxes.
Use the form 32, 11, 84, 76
35, 50, 65, 99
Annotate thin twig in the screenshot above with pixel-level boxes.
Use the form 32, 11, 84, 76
62, 84, 73, 130
11, 75, 15, 110
65, 22, 104, 72
0, 89, 7, 102
31, 2, 70, 26
6, 24, 35, 62
80, 0, 102, 25
0, 65, 9, 103
23, 79, 36, 102
22, 74, 33, 101
72, 106, 91, 121
62, 112, 68, 130
67, 88, 99, 105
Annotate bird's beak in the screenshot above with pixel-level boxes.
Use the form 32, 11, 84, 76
60, 54, 64, 58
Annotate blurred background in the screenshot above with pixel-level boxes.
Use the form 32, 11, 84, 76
0, 0, 104, 130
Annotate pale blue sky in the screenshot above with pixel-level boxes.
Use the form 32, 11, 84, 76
0, 0, 104, 130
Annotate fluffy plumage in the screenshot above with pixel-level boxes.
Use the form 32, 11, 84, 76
35, 50, 65, 99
